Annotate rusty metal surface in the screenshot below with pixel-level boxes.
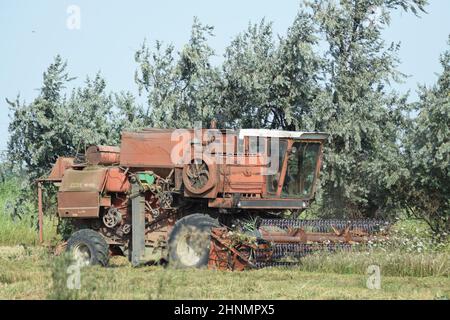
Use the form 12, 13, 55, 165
223, 155, 265, 194
104, 167, 130, 193
46, 127, 336, 267
57, 191, 100, 217
120, 131, 180, 168
182, 156, 218, 197
208, 197, 233, 208
86, 145, 120, 165
119, 128, 326, 204
45, 157, 74, 181
208, 218, 389, 271
59, 168, 107, 192
208, 227, 254, 271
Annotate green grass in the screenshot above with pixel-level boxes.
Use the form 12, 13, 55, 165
299, 250, 449, 277
0, 180, 449, 299
0, 246, 450, 299
0, 214, 60, 246
0, 246, 448, 300
0, 179, 61, 246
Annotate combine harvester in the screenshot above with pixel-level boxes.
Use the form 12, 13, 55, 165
38, 126, 388, 270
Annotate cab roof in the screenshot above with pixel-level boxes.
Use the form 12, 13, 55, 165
238, 129, 329, 141
137, 128, 329, 141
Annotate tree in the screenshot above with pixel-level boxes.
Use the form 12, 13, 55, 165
218, 10, 324, 130
219, 19, 278, 128
306, 0, 427, 218
7, 57, 142, 180
64, 72, 118, 152
135, 17, 220, 128
112, 91, 146, 141
135, 39, 176, 127
7, 55, 75, 181
6, 57, 142, 218
217, 0, 427, 218
401, 36, 450, 238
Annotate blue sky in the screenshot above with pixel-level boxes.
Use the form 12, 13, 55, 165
0, 0, 449, 151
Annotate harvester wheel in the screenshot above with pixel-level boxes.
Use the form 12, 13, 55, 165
168, 214, 218, 269
66, 229, 109, 267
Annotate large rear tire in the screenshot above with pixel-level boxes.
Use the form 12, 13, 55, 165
66, 229, 109, 267
168, 214, 218, 269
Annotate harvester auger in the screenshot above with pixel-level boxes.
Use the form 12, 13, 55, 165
37, 127, 389, 270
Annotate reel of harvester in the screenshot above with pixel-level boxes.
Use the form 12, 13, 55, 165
208, 218, 389, 271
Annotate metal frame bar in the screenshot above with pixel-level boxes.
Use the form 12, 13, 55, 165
131, 182, 145, 266
37, 181, 43, 243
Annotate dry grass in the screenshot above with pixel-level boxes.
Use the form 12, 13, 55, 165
1, 181, 448, 299
0, 246, 448, 300
299, 250, 450, 277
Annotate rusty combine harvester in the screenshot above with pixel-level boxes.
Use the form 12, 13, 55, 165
38, 127, 388, 270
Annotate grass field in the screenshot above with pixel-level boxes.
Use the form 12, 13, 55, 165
0, 180, 449, 300
0, 245, 448, 300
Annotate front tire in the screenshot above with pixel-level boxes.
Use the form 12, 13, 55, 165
168, 214, 218, 269
66, 229, 109, 266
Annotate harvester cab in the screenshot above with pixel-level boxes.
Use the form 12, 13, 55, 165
38, 127, 387, 270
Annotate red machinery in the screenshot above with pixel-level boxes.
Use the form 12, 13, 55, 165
38, 128, 387, 269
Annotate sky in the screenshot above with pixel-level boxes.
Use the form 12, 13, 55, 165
0, 0, 449, 151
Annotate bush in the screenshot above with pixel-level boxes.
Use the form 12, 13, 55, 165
0, 179, 60, 246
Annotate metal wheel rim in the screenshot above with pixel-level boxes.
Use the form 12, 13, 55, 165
175, 229, 209, 267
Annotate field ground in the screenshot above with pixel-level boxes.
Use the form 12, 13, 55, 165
0, 245, 448, 300
0, 180, 449, 299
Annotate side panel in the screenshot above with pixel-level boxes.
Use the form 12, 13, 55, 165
58, 167, 107, 218
59, 168, 107, 192
105, 167, 130, 193
57, 191, 100, 217
223, 155, 265, 194
120, 131, 180, 168
46, 157, 74, 181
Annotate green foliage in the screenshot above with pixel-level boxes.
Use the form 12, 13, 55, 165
64, 73, 116, 149
399, 37, 450, 238
7, 55, 74, 181
387, 218, 450, 252
7, 56, 143, 181
0, 179, 60, 245
135, 17, 220, 128
4, 0, 447, 240
305, 0, 425, 218
218, 12, 323, 130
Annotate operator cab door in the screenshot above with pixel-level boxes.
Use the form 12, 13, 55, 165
264, 138, 322, 200
264, 138, 288, 197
